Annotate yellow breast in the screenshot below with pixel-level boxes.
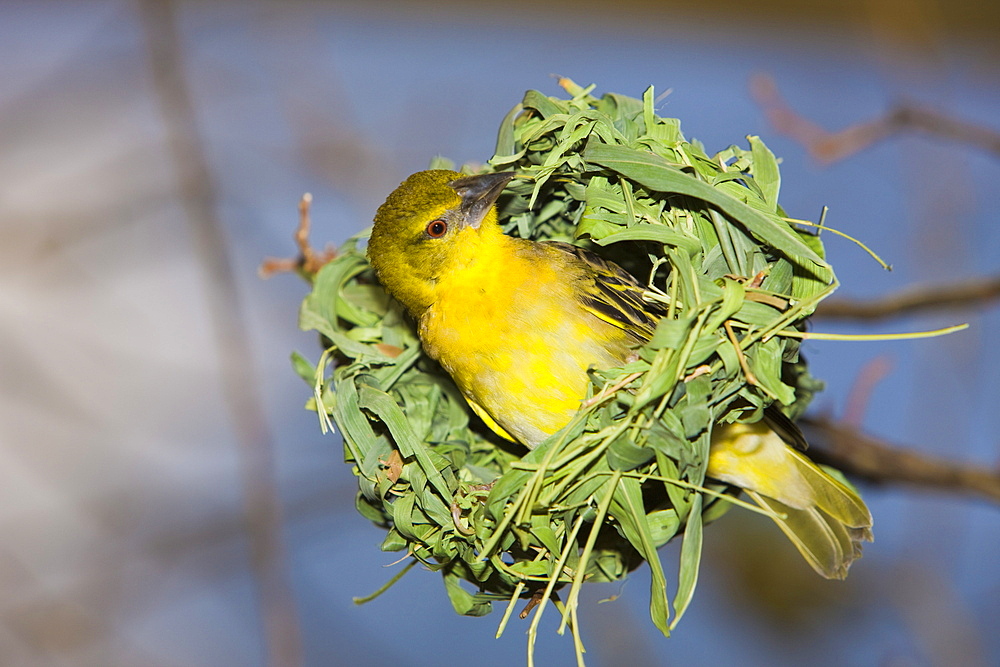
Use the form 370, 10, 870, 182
418, 233, 627, 447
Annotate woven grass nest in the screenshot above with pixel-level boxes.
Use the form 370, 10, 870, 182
294, 79, 845, 650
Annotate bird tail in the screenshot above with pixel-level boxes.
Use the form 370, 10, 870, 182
708, 420, 873, 580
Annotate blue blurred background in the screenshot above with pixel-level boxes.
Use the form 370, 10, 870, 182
1, 2, 998, 665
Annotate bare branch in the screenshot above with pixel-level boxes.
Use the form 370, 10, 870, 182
816, 275, 1000, 321
803, 417, 1000, 504
260, 193, 337, 280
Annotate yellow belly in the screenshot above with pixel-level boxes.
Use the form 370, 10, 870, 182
418, 239, 628, 447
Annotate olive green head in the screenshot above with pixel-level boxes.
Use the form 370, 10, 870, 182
367, 169, 515, 316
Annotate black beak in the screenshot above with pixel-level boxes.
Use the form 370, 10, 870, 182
448, 172, 516, 229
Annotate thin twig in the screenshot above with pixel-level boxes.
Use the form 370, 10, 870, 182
139, 2, 302, 665
581, 371, 643, 408
260, 192, 337, 279
803, 417, 1000, 504
519, 589, 546, 620
751, 73, 1000, 163
724, 320, 759, 386
816, 275, 1000, 321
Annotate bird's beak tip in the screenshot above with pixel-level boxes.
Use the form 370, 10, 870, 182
449, 172, 516, 229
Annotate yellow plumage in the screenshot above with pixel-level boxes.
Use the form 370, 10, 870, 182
367, 169, 872, 579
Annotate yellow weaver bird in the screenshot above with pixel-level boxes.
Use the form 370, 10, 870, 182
367, 169, 873, 579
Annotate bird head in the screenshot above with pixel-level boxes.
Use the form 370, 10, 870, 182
367, 169, 515, 316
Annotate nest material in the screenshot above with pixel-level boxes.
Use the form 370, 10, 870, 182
296, 80, 834, 636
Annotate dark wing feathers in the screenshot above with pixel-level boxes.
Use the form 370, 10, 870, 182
545, 241, 664, 342
544, 240, 809, 451
762, 404, 810, 451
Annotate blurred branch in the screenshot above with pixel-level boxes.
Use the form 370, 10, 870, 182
138, 2, 302, 666
804, 416, 1000, 504
751, 73, 1000, 163
816, 275, 1000, 321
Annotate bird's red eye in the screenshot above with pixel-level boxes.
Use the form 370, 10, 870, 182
426, 219, 448, 238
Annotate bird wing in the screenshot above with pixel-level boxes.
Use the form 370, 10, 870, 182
544, 241, 665, 344
528, 241, 872, 578
547, 241, 811, 452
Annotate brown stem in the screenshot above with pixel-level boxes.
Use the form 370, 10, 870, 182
260, 193, 337, 280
